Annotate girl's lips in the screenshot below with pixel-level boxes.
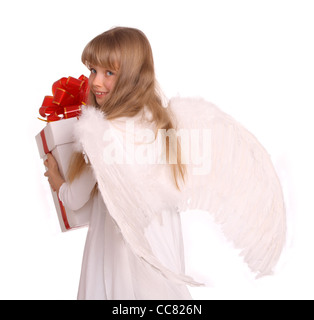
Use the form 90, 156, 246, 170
95, 91, 108, 96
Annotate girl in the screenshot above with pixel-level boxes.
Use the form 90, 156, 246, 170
44, 27, 286, 300
44, 27, 193, 300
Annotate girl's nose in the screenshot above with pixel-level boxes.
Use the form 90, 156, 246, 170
91, 73, 103, 87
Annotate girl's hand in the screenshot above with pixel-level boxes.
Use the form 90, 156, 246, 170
44, 153, 65, 194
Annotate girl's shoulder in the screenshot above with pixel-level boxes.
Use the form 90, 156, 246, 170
73, 106, 110, 151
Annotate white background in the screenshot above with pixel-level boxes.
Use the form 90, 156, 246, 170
0, 0, 313, 299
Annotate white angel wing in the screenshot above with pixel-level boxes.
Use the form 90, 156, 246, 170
170, 97, 286, 277
74, 96, 286, 286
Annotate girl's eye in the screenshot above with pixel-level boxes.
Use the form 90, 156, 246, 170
90, 68, 96, 74
106, 70, 114, 76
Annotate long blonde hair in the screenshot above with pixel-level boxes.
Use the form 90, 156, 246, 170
68, 27, 186, 189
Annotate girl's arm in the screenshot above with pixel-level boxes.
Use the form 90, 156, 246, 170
44, 153, 97, 211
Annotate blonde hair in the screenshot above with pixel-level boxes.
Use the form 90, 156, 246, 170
68, 27, 186, 189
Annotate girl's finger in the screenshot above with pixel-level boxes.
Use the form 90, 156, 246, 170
48, 178, 56, 191
47, 153, 54, 161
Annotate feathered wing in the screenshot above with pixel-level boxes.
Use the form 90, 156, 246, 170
73, 96, 286, 285
170, 97, 286, 277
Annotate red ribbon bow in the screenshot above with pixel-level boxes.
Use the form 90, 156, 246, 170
39, 75, 89, 122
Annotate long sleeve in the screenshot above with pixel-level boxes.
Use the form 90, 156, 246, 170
59, 166, 97, 211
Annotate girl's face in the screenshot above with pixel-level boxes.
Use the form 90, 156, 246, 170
88, 65, 117, 105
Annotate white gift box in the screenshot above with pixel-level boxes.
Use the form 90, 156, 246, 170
35, 118, 90, 232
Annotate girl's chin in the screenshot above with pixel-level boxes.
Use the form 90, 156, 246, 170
96, 96, 105, 102
95, 94, 108, 104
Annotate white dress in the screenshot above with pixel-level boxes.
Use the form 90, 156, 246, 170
59, 167, 192, 300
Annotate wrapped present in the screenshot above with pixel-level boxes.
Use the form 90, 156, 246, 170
36, 75, 91, 232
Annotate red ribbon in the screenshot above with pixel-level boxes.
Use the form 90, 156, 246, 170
39, 75, 89, 122
40, 129, 71, 230
58, 196, 71, 231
